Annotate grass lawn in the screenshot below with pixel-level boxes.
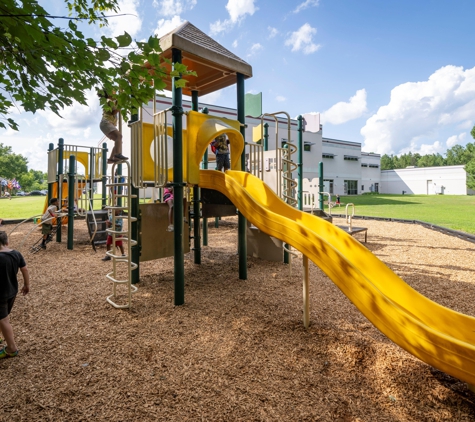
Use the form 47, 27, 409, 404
2, 193, 474, 234
327, 194, 475, 234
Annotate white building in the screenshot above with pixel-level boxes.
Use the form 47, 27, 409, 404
380, 165, 474, 195
321, 138, 381, 196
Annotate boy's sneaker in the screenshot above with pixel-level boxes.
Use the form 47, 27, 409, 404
0, 347, 18, 359
40, 244, 46, 249
102, 256, 111, 261
167, 224, 174, 232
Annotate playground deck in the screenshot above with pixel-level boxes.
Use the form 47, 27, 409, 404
2, 217, 475, 421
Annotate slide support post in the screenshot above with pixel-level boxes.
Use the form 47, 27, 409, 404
191, 90, 201, 265
67, 155, 76, 250
172, 48, 185, 305
237, 72, 247, 280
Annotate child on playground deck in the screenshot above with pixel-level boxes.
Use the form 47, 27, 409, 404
40, 197, 59, 249
102, 209, 125, 261
0, 231, 30, 359
211, 134, 230, 172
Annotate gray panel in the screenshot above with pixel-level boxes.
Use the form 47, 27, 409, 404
139, 203, 190, 262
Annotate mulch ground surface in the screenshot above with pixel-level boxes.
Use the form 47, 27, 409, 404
1, 216, 475, 421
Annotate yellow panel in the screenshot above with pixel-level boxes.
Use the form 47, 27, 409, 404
63, 151, 90, 176
186, 111, 244, 184
142, 123, 187, 183
252, 123, 263, 143
199, 169, 475, 386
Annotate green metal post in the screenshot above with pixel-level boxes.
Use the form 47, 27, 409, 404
56, 138, 64, 243
263, 123, 269, 151
89, 147, 94, 208
297, 115, 303, 211
318, 162, 324, 210
201, 107, 209, 246
237, 73, 247, 280
102, 142, 108, 208
191, 90, 201, 264
131, 184, 140, 284
172, 48, 185, 306
282, 143, 290, 264
47, 143, 54, 204
67, 155, 76, 250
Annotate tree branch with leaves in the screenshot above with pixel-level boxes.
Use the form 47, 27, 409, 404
0, 0, 195, 130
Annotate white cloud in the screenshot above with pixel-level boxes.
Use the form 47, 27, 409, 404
155, 15, 185, 38
210, 0, 258, 35
446, 132, 467, 148
107, 0, 142, 38
321, 89, 367, 125
276, 95, 286, 102
199, 90, 223, 105
268, 26, 278, 39
210, 19, 229, 35
153, 0, 197, 17
361, 65, 475, 155
247, 43, 263, 57
285, 23, 320, 54
232, 39, 238, 48
226, 0, 257, 23
293, 0, 319, 14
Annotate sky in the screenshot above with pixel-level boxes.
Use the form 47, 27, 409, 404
3, 0, 475, 172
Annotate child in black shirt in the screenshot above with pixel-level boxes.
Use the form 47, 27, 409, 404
0, 231, 29, 358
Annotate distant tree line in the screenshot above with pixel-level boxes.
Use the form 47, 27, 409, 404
0, 143, 47, 192
381, 127, 475, 189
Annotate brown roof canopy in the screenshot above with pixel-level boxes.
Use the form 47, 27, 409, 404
159, 21, 253, 96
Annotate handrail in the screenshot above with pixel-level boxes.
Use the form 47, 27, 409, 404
319, 191, 332, 215
346, 203, 355, 232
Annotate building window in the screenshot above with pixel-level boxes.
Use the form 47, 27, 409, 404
344, 180, 358, 195
304, 144, 311, 151
361, 163, 368, 167
322, 153, 334, 159
323, 179, 334, 194
361, 185, 364, 191
369, 164, 379, 168
344, 155, 359, 161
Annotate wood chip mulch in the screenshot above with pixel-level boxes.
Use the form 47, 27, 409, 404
1, 216, 475, 421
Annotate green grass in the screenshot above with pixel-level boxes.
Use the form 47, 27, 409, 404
326, 194, 475, 234
2, 193, 475, 234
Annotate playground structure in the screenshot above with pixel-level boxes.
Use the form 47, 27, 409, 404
10, 21, 475, 388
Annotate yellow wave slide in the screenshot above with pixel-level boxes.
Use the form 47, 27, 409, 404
199, 169, 475, 386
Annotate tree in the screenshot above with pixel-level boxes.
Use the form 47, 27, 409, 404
0, 0, 195, 130
380, 154, 395, 170
0, 143, 28, 179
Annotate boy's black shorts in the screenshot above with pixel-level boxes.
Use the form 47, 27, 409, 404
0, 296, 16, 320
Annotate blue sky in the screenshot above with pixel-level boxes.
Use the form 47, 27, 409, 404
3, 0, 475, 171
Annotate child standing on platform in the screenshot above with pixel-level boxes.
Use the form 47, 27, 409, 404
0, 231, 29, 359
211, 134, 230, 172
163, 184, 174, 232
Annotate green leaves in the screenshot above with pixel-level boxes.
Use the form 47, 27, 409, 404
0, 0, 196, 131
116, 32, 132, 47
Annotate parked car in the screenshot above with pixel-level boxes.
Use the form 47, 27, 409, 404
29, 190, 47, 196
16, 191, 26, 196
40, 190, 48, 195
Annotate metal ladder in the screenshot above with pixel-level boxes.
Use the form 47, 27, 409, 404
105, 160, 138, 309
